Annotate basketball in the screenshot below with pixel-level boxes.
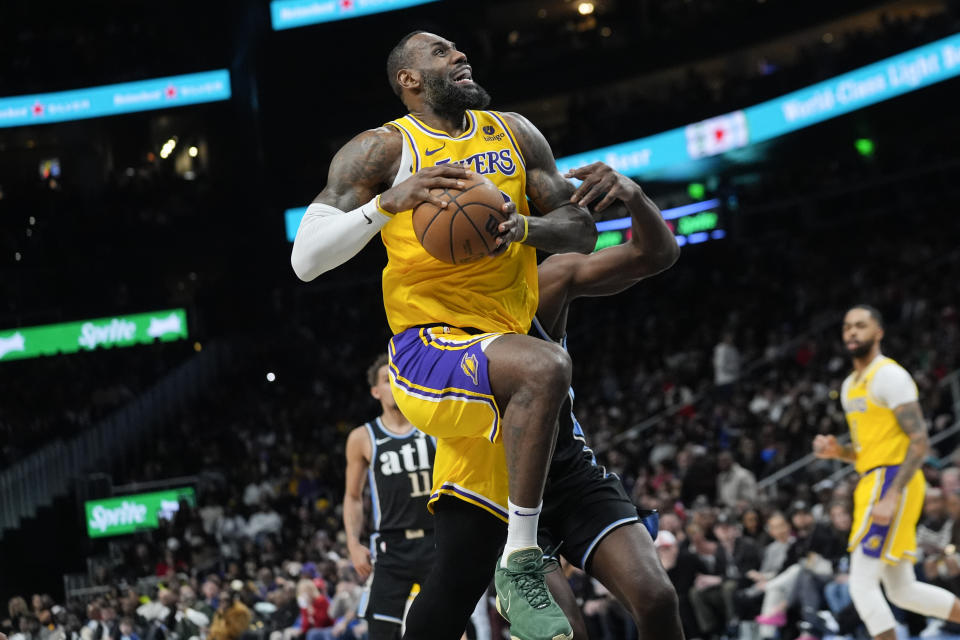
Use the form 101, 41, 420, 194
412, 173, 509, 265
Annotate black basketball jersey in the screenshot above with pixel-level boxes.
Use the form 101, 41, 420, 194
364, 418, 437, 534
529, 317, 597, 467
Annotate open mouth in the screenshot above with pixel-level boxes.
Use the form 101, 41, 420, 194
452, 66, 473, 85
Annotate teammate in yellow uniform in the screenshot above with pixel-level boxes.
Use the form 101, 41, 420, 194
290, 31, 596, 640
813, 305, 960, 640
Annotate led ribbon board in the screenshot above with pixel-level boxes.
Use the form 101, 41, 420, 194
271, 0, 440, 30
0, 70, 231, 129
85, 487, 196, 538
554, 32, 960, 176
285, 200, 725, 247
0, 308, 188, 363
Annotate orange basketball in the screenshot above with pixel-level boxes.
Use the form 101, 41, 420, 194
412, 173, 509, 265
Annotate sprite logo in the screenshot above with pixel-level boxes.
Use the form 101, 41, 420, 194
78, 318, 137, 349
0, 308, 188, 363
88, 501, 149, 534
84, 487, 195, 538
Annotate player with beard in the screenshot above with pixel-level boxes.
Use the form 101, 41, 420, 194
813, 305, 960, 640
291, 31, 596, 640
403, 163, 684, 640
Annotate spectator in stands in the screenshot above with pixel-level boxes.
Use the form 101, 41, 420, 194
918, 488, 953, 556
294, 579, 332, 640
656, 531, 704, 639
247, 502, 282, 541
740, 508, 765, 545
716, 451, 758, 508
713, 332, 741, 392
792, 501, 852, 640
117, 619, 138, 640
739, 512, 793, 619
174, 585, 210, 640
208, 588, 250, 640
3, 598, 29, 637
690, 512, 760, 637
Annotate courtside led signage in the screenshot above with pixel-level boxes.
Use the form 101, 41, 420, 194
271, 0, 440, 30
0, 308, 188, 363
555, 32, 960, 176
85, 488, 196, 538
0, 70, 231, 129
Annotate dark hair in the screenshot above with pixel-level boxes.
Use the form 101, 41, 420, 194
367, 354, 389, 387
850, 304, 884, 328
386, 30, 426, 97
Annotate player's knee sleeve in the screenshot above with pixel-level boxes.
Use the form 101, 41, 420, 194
882, 560, 956, 619
849, 550, 896, 636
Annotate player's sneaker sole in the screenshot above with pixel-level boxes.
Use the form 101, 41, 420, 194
495, 582, 574, 640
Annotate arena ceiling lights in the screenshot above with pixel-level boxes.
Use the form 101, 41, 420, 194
270, 0, 440, 30
0, 70, 231, 129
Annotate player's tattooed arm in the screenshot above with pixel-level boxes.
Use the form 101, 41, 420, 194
890, 401, 929, 492
499, 112, 597, 254
313, 127, 402, 211
872, 401, 928, 525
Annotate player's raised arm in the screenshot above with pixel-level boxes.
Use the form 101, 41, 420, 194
552, 162, 680, 300
290, 128, 472, 281
343, 426, 374, 580
494, 112, 597, 255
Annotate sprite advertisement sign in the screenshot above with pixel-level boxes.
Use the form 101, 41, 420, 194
85, 487, 196, 538
0, 308, 187, 363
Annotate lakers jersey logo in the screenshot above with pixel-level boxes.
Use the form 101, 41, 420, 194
461, 352, 479, 386
865, 534, 882, 550
436, 149, 516, 176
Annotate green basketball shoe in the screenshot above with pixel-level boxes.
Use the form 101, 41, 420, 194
494, 546, 573, 640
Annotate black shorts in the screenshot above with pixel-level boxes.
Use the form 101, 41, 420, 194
539, 450, 641, 571
359, 532, 435, 625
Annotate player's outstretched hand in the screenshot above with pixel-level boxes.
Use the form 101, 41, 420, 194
489, 201, 521, 256
565, 162, 638, 212
348, 542, 373, 581
378, 166, 474, 214
812, 434, 842, 459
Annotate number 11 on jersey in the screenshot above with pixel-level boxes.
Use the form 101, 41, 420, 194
408, 470, 432, 498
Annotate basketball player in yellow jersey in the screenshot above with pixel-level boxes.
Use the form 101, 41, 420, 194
290, 31, 597, 640
813, 305, 960, 640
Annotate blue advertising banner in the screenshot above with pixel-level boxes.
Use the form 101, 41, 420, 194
271, 0, 440, 30
553, 32, 960, 176
0, 70, 231, 129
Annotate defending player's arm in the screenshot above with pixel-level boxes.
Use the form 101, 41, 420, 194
873, 401, 929, 525
494, 112, 597, 255
343, 426, 374, 580
290, 128, 474, 281
812, 434, 858, 464
546, 163, 679, 299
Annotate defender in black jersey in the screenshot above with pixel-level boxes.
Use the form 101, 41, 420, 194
344, 355, 437, 640
403, 163, 684, 640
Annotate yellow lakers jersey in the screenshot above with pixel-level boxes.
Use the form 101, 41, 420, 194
842, 356, 914, 474
380, 110, 537, 335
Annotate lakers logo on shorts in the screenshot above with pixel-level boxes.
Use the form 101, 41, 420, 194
461, 352, 480, 385
866, 534, 882, 550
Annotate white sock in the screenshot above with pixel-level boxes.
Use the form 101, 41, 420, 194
501, 499, 541, 567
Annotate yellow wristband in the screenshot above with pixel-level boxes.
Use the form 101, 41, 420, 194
375, 194, 396, 217
518, 215, 529, 244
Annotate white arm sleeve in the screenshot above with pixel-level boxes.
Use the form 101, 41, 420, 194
290, 198, 392, 282
870, 364, 919, 409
